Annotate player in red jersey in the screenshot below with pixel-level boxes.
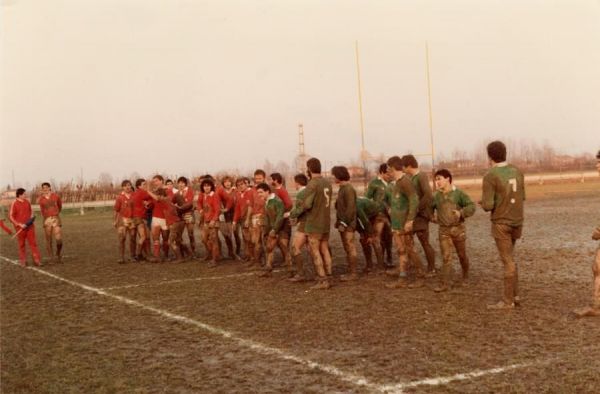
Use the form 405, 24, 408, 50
113, 180, 136, 263
232, 177, 253, 261
198, 178, 221, 267
248, 169, 267, 268
131, 178, 152, 261
149, 175, 170, 261
37, 182, 63, 263
9, 188, 41, 266
176, 176, 196, 257
219, 176, 240, 260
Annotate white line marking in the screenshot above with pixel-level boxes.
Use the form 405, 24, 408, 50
0, 255, 550, 393
381, 361, 547, 392
0, 256, 382, 392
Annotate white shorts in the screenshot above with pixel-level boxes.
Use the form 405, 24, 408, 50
151, 217, 168, 231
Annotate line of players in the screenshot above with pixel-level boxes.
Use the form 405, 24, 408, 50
7, 141, 599, 314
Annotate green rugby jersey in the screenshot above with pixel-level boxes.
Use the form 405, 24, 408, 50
385, 175, 418, 231
365, 177, 388, 213
335, 183, 357, 230
296, 176, 333, 234
289, 186, 308, 232
264, 195, 285, 234
432, 186, 475, 226
481, 163, 525, 226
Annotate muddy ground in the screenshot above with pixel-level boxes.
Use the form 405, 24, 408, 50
1, 186, 599, 393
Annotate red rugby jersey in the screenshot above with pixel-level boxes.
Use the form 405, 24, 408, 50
37, 193, 62, 218
274, 186, 293, 211
114, 192, 133, 218
132, 189, 152, 218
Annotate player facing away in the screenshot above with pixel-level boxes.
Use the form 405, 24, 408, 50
176, 176, 196, 257
431, 169, 476, 292
255, 183, 289, 277
113, 180, 136, 263
480, 140, 525, 310
37, 182, 63, 263
9, 188, 42, 266
366, 163, 394, 267
402, 155, 436, 275
287, 173, 310, 282
332, 166, 360, 282
384, 156, 421, 289
293, 158, 333, 290
572, 149, 600, 318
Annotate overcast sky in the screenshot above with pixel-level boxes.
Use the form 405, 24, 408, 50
1, 0, 599, 186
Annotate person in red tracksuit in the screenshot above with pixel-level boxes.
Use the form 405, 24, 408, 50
198, 178, 221, 267
9, 188, 41, 267
37, 182, 63, 263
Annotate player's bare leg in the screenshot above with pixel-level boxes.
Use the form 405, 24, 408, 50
53, 225, 63, 263
289, 231, 307, 282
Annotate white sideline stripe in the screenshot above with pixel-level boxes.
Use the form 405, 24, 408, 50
0, 255, 547, 393
102, 272, 256, 290
0, 256, 383, 392
381, 361, 545, 392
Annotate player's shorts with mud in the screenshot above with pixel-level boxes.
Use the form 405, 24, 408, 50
151, 217, 168, 231
492, 223, 522, 241
251, 214, 265, 227
182, 212, 195, 225
43, 216, 61, 229
118, 217, 135, 230
132, 217, 147, 227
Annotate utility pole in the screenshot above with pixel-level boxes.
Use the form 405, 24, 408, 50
425, 41, 437, 189
297, 123, 308, 174
355, 40, 368, 187
79, 167, 85, 215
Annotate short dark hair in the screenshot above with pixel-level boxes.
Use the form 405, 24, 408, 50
152, 174, 164, 182
378, 163, 388, 174
135, 178, 145, 188
387, 156, 404, 171
596, 150, 600, 159
306, 158, 321, 174
121, 180, 132, 187
200, 179, 215, 192
41, 182, 51, 188
16, 188, 25, 197
256, 182, 271, 193
235, 177, 249, 186
294, 173, 308, 186
254, 169, 266, 177
434, 169, 453, 183
165, 179, 173, 185
270, 173, 283, 185
177, 176, 188, 185
331, 166, 350, 181
487, 140, 507, 163
401, 154, 419, 169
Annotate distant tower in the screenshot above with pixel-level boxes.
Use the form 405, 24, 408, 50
295, 123, 309, 173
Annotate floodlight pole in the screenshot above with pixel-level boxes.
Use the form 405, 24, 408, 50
355, 41, 368, 187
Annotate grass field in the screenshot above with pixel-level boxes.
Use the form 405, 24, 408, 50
1, 183, 599, 393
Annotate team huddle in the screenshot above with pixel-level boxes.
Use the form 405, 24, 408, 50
7, 141, 600, 315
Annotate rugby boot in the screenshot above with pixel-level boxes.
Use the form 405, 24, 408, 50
310, 279, 331, 290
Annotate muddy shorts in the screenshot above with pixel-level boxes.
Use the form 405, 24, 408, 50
43, 216, 61, 229
492, 223, 522, 241
118, 217, 135, 230
251, 214, 265, 228
132, 217, 147, 227
182, 212, 195, 225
